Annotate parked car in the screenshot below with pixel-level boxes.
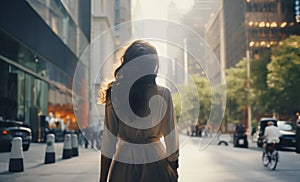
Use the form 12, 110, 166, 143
256, 117, 278, 147
0, 120, 32, 152
277, 121, 297, 150
256, 118, 297, 150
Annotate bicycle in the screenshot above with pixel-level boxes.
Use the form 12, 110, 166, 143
262, 142, 279, 170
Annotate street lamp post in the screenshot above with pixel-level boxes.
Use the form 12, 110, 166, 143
184, 37, 188, 85
246, 50, 252, 134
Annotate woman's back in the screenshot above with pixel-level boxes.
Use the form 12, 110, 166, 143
100, 40, 179, 182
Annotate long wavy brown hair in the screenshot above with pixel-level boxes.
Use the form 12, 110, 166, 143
98, 40, 159, 116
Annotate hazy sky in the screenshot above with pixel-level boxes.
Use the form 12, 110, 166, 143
132, 0, 194, 20
130, 0, 195, 85
131, 0, 194, 54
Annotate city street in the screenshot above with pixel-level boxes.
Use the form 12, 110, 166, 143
0, 135, 299, 182
1, 0, 300, 182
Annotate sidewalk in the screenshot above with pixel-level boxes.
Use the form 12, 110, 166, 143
0, 143, 101, 182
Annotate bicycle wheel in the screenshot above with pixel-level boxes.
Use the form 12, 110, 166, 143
262, 152, 269, 167
268, 150, 278, 170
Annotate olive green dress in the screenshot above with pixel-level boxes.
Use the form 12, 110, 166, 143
101, 85, 179, 182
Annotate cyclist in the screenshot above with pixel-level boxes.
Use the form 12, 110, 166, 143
263, 121, 280, 157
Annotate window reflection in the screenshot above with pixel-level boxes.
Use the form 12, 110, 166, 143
26, 0, 88, 56
0, 27, 77, 131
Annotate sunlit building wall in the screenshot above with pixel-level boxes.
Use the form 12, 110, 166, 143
206, 0, 246, 69
114, 0, 132, 47
183, 0, 221, 37
180, 0, 221, 79
90, 0, 116, 126
204, 2, 226, 74
0, 0, 91, 141
90, 0, 132, 127
167, 1, 185, 85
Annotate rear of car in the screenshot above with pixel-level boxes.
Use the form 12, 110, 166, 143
0, 120, 32, 152
256, 118, 278, 147
277, 121, 296, 150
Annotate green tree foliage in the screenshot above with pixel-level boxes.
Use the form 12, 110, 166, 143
267, 35, 300, 116
250, 50, 273, 115
225, 35, 300, 121
193, 75, 212, 123
225, 58, 253, 122
172, 75, 211, 124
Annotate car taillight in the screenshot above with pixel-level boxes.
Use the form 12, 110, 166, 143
1, 130, 8, 135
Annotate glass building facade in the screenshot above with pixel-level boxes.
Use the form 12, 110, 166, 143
0, 0, 90, 142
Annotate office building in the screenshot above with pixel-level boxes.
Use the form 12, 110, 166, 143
0, 0, 91, 141
205, 0, 300, 69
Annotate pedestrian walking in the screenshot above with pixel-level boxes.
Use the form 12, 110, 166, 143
96, 123, 103, 149
90, 124, 97, 149
77, 128, 83, 147
251, 125, 256, 142
82, 127, 90, 149
99, 40, 179, 182
206, 126, 212, 138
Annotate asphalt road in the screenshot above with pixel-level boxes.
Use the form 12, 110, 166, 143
179, 136, 300, 182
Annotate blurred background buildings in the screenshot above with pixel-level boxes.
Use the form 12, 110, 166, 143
167, 0, 300, 82
205, 0, 300, 70
90, 0, 131, 128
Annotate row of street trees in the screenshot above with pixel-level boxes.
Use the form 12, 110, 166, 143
173, 35, 300, 128
250, 35, 300, 121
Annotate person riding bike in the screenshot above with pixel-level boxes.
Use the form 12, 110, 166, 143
263, 121, 280, 157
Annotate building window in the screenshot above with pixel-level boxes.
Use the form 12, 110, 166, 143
246, 2, 277, 12
115, 9, 120, 19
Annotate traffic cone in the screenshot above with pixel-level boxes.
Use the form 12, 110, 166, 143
62, 134, 72, 159
71, 134, 79, 157
44, 134, 56, 164
9, 137, 24, 172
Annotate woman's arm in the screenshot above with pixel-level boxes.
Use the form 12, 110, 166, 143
100, 155, 112, 182
100, 90, 119, 181
161, 89, 179, 174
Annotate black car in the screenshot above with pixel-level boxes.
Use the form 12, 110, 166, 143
277, 121, 297, 150
0, 120, 32, 152
256, 117, 278, 147
256, 118, 297, 150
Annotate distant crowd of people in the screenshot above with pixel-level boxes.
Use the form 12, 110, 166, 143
189, 123, 212, 137
79, 123, 103, 150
